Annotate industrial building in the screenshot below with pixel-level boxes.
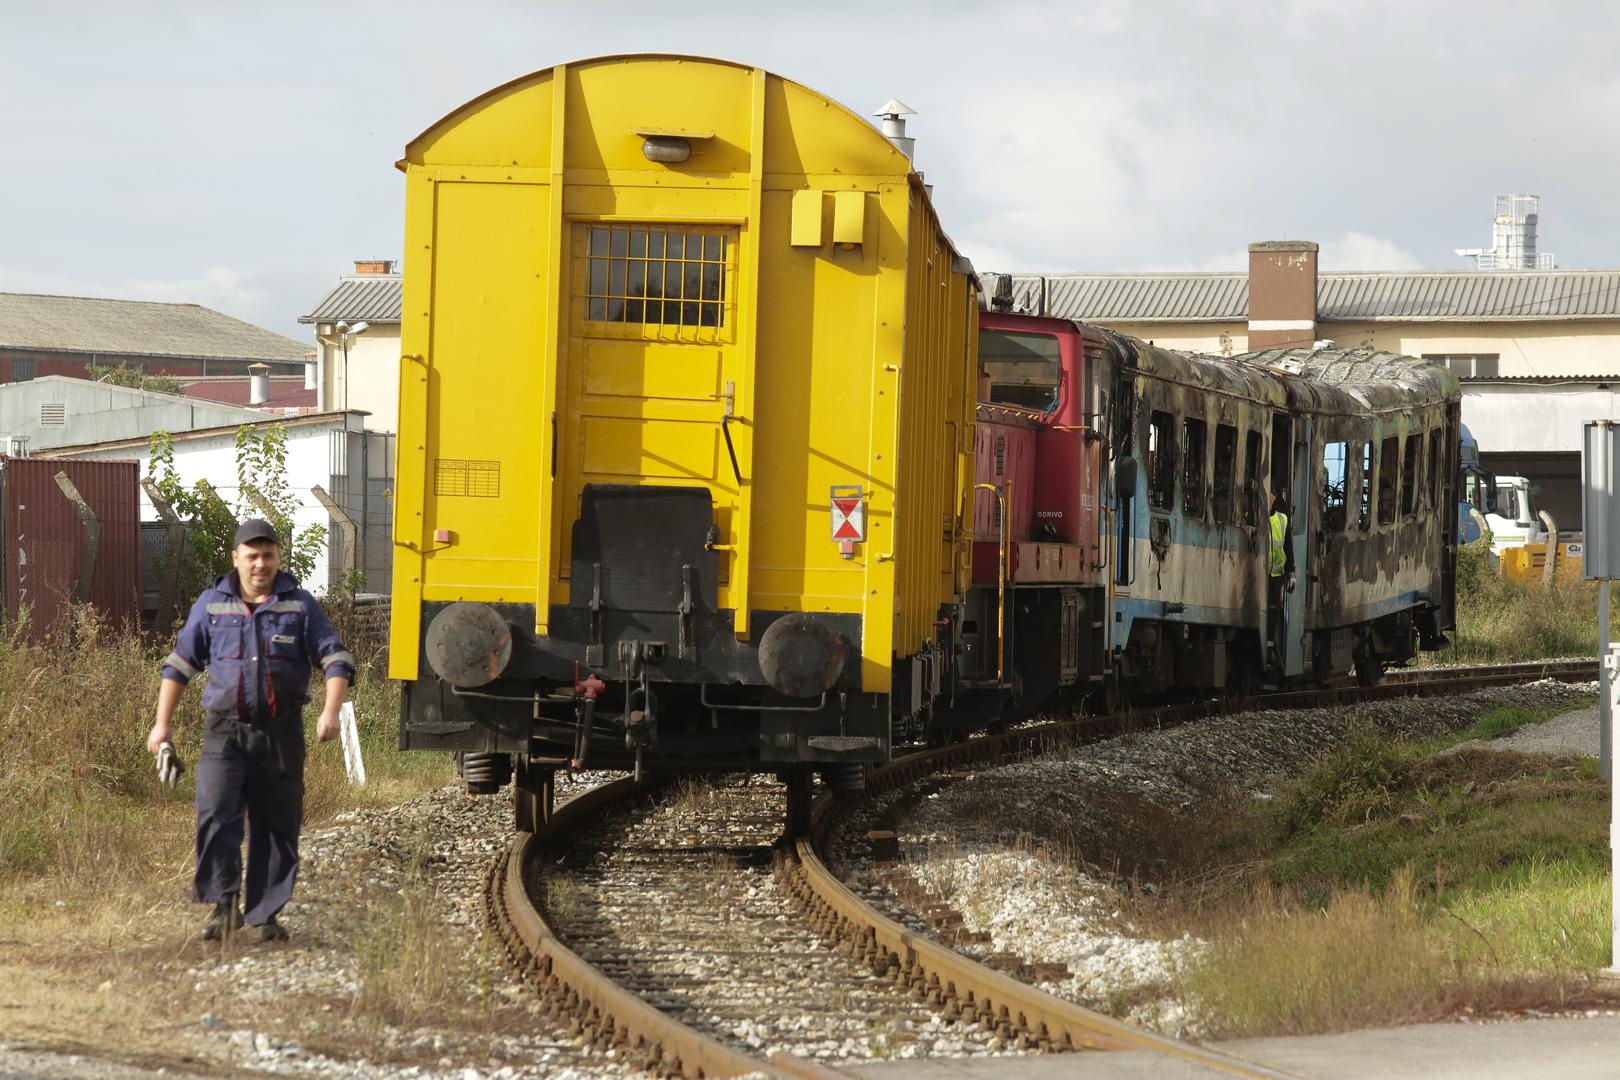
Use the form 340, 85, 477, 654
0, 292, 310, 382
300, 260, 402, 432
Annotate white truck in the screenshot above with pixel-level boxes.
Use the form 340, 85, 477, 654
1483, 474, 1550, 553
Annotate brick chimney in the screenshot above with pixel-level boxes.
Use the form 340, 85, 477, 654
1247, 241, 1318, 351
353, 259, 395, 274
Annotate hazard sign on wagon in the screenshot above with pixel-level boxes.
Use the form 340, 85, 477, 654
829, 485, 865, 542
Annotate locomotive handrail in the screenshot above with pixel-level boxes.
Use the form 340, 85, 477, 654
974, 481, 1009, 682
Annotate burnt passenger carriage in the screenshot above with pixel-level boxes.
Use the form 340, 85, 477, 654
970, 307, 1461, 710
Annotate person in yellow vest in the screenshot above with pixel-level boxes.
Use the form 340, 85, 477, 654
1267, 490, 1296, 671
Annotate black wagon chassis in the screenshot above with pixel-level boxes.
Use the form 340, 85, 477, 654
400, 484, 887, 775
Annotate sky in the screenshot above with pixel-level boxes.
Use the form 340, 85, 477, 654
3, 0, 1618, 344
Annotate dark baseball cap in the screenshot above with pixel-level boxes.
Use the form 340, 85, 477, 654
233, 518, 281, 547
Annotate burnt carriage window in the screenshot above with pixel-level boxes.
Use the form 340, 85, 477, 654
1212, 424, 1237, 525
584, 225, 728, 328
1147, 411, 1176, 510
1359, 442, 1374, 529
1243, 430, 1263, 526
1182, 417, 1207, 517
1377, 436, 1399, 525
1402, 433, 1423, 516
1427, 429, 1442, 510
1321, 441, 1348, 531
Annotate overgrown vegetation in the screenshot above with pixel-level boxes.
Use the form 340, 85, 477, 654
88, 360, 183, 395
146, 422, 329, 602
0, 609, 445, 897
1423, 534, 1598, 664
1170, 704, 1612, 1036
353, 820, 497, 1029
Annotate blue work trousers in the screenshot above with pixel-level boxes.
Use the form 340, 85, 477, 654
193, 711, 305, 925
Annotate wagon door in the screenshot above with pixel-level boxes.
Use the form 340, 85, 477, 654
1271, 412, 1310, 677
559, 221, 751, 624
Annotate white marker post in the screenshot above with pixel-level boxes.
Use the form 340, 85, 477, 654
339, 701, 366, 787
1580, 421, 1618, 973
1608, 644, 1620, 978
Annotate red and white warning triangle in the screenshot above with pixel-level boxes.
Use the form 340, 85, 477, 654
831, 496, 865, 541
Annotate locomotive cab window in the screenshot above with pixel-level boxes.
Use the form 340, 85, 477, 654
1321, 441, 1348, 531
1212, 423, 1237, 525
1182, 418, 1207, 517
580, 224, 731, 334
1377, 436, 1399, 524
1402, 433, 1423, 516
979, 329, 1061, 411
1147, 410, 1176, 511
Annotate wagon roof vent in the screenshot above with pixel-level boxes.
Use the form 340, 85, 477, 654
873, 99, 917, 161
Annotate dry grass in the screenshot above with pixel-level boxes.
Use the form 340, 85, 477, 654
1175, 872, 1467, 1036
1420, 537, 1598, 665
1153, 727, 1616, 1036
0, 610, 459, 1060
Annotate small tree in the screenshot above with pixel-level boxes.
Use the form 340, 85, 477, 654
89, 361, 183, 395
234, 424, 327, 583
147, 423, 329, 597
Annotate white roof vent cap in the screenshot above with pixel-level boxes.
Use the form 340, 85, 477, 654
873, 100, 917, 160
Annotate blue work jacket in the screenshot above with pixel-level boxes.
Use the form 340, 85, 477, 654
162, 570, 356, 721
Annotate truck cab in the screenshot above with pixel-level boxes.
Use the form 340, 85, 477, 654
1484, 475, 1548, 552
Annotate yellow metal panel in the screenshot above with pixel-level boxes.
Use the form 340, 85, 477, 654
832, 190, 867, 247
533, 65, 569, 633
790, 190, 823, 247
566, 59, 756, 177
582, 418, 718, 479
728, 66, 767, 637
419, 181, 548, 599
388, 167, 437, 679
762, 75, 910, 178
409, 73, 555, 168
583, 340, 723, 399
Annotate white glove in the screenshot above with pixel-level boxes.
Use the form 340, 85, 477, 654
1286, 573, 1296, 593
156, 741, 184, 789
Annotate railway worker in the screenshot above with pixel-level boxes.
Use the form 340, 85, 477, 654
1267, 491, 1297, 670
145, 518, 355, 942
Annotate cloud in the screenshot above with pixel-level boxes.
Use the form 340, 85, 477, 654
1319, 232, 1424, 271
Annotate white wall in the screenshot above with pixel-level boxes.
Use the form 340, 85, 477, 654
317, 323, 400, 433
1462, 382, 1620, 455
51, 415, 363, 593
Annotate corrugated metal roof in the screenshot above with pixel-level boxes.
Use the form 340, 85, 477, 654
984, 269, 1620, 323
0, 293, 310, 362
299, 275, 403, 324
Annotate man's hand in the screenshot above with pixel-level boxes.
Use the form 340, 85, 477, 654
316, 708, 341, 743
1286, 573, 1297, 593
147, 719, 172, 756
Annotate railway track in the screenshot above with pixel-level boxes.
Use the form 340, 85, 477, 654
483, 660, 1596, 1079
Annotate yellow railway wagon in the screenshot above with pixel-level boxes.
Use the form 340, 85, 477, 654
389, 55, 978, 805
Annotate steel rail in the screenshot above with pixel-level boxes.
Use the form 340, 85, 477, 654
485, 777, 785, 1079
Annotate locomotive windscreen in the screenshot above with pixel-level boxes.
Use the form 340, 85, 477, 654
979, 328, 1060, 411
